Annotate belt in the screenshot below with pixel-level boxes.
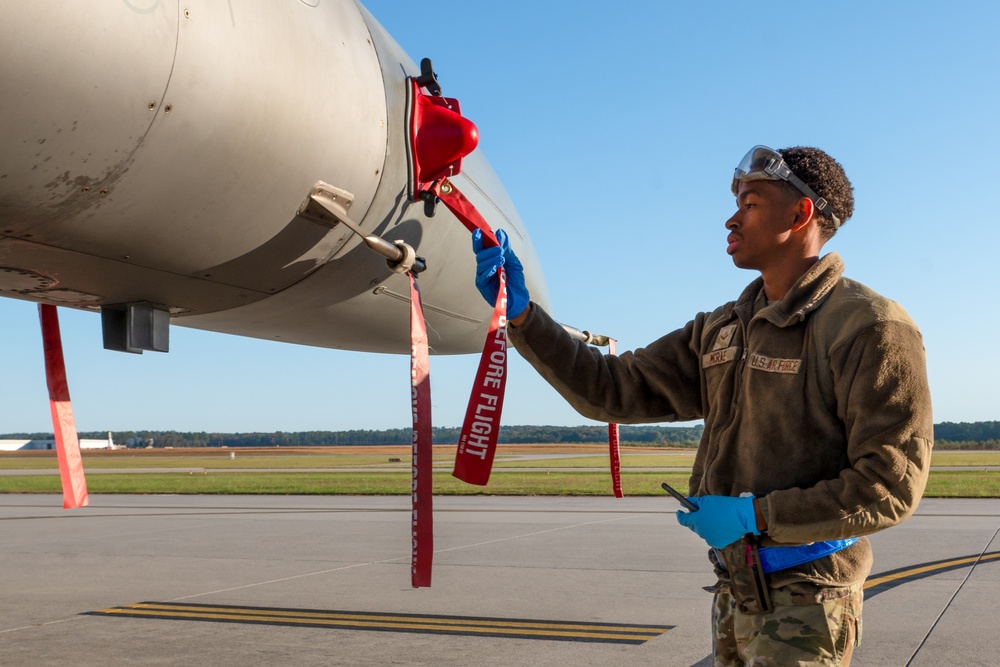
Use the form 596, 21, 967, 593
757, 538, 859, 574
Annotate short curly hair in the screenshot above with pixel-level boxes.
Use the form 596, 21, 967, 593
777, 146, 855, 239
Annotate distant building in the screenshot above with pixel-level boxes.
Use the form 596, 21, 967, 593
0, 432, 116, 451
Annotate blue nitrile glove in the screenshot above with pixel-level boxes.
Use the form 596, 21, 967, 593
472, 228, 530, 319
675, 495, 760, 549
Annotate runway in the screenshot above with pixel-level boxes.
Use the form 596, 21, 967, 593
1, 495, 998, 666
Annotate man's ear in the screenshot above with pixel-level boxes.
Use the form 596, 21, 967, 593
791, 197, 815, 232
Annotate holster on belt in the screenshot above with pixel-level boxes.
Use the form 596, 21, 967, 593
717, 535, 773, 615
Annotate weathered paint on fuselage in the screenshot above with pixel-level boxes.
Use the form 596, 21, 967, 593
0, 0, 547, 354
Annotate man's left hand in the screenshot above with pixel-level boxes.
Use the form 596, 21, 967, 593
472, 228, 530, 320
676, 495, 759, 549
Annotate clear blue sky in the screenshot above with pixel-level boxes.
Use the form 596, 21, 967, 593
1, 1, 996, 434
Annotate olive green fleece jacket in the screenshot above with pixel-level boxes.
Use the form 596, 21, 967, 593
508, 252, 933, 588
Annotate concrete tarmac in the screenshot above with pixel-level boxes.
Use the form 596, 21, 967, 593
1, 494, 998, 666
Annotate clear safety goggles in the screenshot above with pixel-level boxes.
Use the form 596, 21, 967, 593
731, 145, 840, 228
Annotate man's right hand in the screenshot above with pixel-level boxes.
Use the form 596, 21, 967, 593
472, 228, 530, 322
676, 495, 760, 549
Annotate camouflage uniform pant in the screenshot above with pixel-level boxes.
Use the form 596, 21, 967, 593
712, 581, 863, 666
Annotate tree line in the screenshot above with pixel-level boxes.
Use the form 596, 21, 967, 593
3, 425, 705, 448
3, 422, 999, 449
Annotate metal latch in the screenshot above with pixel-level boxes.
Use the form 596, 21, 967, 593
298, 182, 426, 274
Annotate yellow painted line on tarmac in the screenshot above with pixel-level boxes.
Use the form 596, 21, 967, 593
865, 550, 1000, 594
87, 553, 999, 640
87, 602, 671, 644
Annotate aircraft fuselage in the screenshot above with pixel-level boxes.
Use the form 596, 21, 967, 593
0, 0, 547, 354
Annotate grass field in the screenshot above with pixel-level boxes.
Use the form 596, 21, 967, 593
1, 446, 998, 497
